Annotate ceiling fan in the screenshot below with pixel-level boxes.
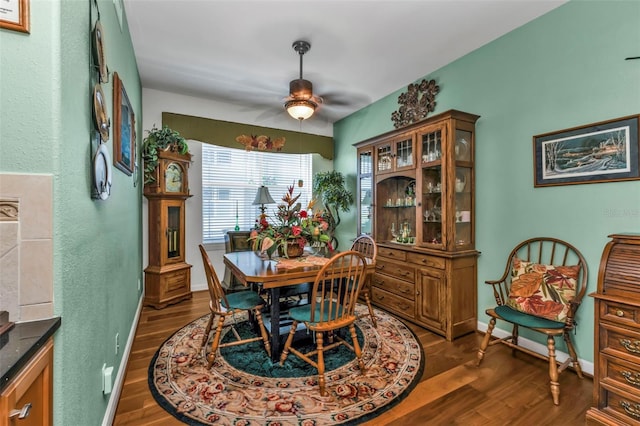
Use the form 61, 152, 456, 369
284, 40, 323, 121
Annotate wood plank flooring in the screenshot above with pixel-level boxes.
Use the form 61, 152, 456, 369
113, 290, 593, 425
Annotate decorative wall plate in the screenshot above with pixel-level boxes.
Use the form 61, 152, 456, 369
93, 83, 110, 142
93, 143, 112, 200
93, 20, 108, 83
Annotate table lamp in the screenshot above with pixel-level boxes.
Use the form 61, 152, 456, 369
253, 186, 275, 218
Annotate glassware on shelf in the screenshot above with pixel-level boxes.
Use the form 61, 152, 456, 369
390, 223, 398, 241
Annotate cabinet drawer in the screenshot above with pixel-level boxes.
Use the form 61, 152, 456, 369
371, 287, 415, 317
602, 323, 640, 365
378, 247, 407, 261
164, 269, 190, 295
599, 382, 640, 425
372, 273, 415, 300
375, 259, 415, 282
602, 301, 640, 329
406, 252, 445, 269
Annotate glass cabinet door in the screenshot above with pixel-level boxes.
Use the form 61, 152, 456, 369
394, 136, 414, 170
453, 129, 473, 249
357, 149, 373, 236
420, 128, 444, 249
376, 143, 392, 173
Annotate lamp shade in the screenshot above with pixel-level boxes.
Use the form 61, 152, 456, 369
253, 186, 275, 205
285, 99, 316, 120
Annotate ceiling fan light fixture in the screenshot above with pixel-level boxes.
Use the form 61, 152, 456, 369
285, 99, 316, 120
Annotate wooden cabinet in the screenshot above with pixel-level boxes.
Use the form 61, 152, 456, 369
144, 150, 193, 309
0, 339, 53, 426
354, 109, 479, 340
587, 233, 640, 425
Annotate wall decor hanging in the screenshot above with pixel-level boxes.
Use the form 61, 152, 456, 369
0, 0, 29, 33
533, 114, 640, 187
391, 79, 439, 128
113, 72, 135, 175
236, 134, 286, 152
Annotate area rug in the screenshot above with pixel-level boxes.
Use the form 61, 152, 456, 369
149, 305, 424, 425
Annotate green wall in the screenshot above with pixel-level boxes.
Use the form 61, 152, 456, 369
334, 0, 640, 364
1, 1, 142, 424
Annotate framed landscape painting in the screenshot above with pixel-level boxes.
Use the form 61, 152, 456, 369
533, 115, 640, 187
113, 72, 135, 175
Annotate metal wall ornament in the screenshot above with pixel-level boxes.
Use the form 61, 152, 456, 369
391, 79, 440, 128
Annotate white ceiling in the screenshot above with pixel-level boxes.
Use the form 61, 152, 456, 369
124, 0, 566, 135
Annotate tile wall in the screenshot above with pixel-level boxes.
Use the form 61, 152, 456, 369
0, 173, 54, 322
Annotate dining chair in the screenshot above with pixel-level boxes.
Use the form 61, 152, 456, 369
198, 244, 271, 368
475, 237, 587, 405
279, 250, 368, 396
350, 234, 378, 327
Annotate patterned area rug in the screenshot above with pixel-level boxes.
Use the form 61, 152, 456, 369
149, 305, 424, 425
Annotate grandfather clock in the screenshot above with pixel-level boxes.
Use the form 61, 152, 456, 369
143, 150, 192, 309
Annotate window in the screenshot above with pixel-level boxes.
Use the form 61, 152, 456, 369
202, 144, 313, 243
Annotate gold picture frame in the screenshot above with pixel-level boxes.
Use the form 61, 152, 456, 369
0, 0, 30, 33
113, 72, 135, 175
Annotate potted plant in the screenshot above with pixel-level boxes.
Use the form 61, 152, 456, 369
141, 125, 189, 185
249, 185, 332, 258
312, 171, 354, 250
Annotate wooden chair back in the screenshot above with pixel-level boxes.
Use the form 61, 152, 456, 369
308, 251, 368, 330
350, 234, 378, 263
489, 237, 588, 323
199, 244, 230, 313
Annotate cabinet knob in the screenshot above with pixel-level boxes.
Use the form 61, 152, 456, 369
616, 310, 625, 317
9, 403, 32, 420
620, 339, 640, 354
621, 401, 640, 419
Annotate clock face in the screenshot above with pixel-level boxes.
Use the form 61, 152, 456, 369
165, 163, 183, 193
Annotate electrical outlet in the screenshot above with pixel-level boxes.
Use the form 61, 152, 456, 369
137, 278, 141, 292
115, 333, 120, 355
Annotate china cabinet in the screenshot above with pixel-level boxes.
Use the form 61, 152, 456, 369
144, 150, 192, 309
354, 109, 480, 340
587, 234, 640, 425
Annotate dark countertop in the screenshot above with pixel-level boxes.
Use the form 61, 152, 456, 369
0, 317, 61, 392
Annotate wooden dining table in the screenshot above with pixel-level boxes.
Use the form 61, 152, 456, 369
223, 250, 372, 362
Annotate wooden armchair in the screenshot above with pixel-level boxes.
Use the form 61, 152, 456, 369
476, 237, 588, 405
350, 234, 378, 327
198, 245, 271, 368
279, 251, 368, 396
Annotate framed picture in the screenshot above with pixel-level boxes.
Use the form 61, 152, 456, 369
0, 0, 29, 33
533, 115, 640, 187
113, 72, 135, 175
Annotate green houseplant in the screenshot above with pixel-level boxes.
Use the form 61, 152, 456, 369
141, 125, 189, 184
312, 171, 354, 250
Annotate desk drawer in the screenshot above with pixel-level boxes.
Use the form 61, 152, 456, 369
599, 382, 640, 425
602, 301, 640, 330
602, 323, 640, 365
378, 247, 407, 262
372, 287, 415, 317
372, 273, 415, 300
602, 352, 640, 394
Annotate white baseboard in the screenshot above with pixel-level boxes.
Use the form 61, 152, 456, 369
477, 320, 593, 376
102, 296, 143, 426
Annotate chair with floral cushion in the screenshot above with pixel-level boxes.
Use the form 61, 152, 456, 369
476, 237, 588, 405
198, 244, 271, 368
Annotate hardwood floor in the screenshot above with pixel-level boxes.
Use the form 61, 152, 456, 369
113, 290, 593, 425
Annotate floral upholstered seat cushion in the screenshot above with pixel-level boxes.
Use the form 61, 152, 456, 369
506, 257, 579, 322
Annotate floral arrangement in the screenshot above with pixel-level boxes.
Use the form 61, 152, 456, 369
250, 185, 332, 258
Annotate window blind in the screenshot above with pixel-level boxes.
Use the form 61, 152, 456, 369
202, 145, 313, 243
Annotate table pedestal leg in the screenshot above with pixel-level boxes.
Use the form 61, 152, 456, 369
270, 287, 281, 362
